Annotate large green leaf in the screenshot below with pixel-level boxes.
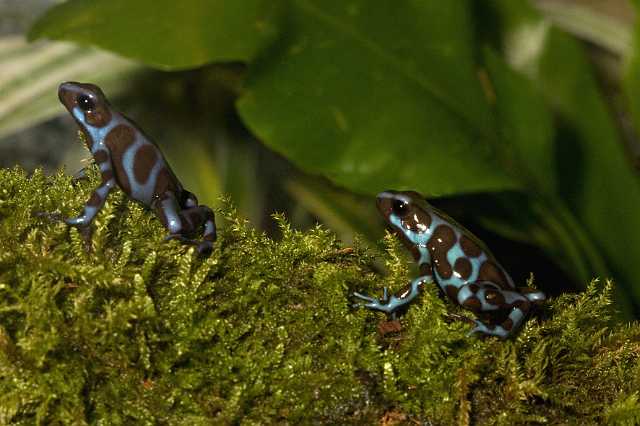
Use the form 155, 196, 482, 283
626, 3, 640, 245
483, 47, 555, 193
480, 51, 598, 284
624, 2, 640, 154
29, 0, 283, 70
537, 31, 640, 305
31, 0, 520, 197
238, 0, 518, 196
494, 0, 640, 310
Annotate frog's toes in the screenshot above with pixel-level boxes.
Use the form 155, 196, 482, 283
64, 216, 90, 227
196, 240, 213, 256
467, 320, 509, 339
164, 235, 214, 256
382, 286, 390, 302
164, 234, 198, 245
466, 320, 490, 337
352, 292, 383, 309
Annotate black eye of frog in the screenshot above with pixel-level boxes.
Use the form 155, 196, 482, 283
77, 94, 95, 111
392, 199, 409, 216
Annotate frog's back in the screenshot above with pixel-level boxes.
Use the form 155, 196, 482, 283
103, 113, 182, 204
376, 190, 515, 291
424, 202, 515, 291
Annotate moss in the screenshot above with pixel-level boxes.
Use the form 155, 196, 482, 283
0, 166, 639, 425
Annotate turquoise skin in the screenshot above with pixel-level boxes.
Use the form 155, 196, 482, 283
354, 190, 545, 338
57, 82, 216, 254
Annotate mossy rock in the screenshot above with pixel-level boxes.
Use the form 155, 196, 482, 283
0, 167, 639, 425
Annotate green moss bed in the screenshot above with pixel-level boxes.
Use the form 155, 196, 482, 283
0, 167, 640, 425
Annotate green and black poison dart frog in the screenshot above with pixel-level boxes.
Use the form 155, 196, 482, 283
353, 190, 545, 338
57, 82, 216, 254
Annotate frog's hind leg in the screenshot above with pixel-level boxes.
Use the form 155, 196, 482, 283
153, 192, 217, 254
182, 205, 216, 254
180, 190, 199, 208
459, 281, 533, 339
517, 287, 546, 305
177, 190, 216, 252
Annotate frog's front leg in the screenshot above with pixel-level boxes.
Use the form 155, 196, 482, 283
353, 274, 434, 316
458, 282, 534, 339
153, 191, 217, 254
71, 167, 88, 183
65, 159, 115, 227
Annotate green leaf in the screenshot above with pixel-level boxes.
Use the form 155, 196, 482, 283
495, 0, 640, 310
30, 0, 519, 196
537, 32, 640, 304
29, 0, 283, 70
480, 49, 601, 285
624, 6, 640, 156
483, 47, 555, 193
238, 0, 518, 196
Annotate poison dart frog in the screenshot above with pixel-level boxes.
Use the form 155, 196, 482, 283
353, 190, 545, 338
56, 82, 216, 254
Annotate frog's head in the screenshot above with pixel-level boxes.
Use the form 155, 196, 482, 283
376, 190, 432, 241
58, 82, 113, 129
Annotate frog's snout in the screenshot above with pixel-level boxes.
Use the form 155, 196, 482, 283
58, 83, 67, 103
58, 81, 74, 97
376, 191, 396, 218
58, 81, 79, 110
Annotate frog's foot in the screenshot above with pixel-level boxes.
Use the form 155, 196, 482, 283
352, 287, 391, 312
164, 234, 213, 255
196, 240, 213, 256
466, 301, 530, 339
459, 282, 534, 339
71, 167, 89, 183
64, 216, 94, 227
518, 287, 546, 305
164, 234, 199, 246
353, 276, 431, 317
35, 211, 92, 240
36, 211, 93, 251
154, 193, 216, 257
352, 288, 409, 317
467, 320, 510, 339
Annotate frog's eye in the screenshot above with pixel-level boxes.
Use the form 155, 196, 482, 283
392, 199, 409, 216
77, 94, 95, 112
